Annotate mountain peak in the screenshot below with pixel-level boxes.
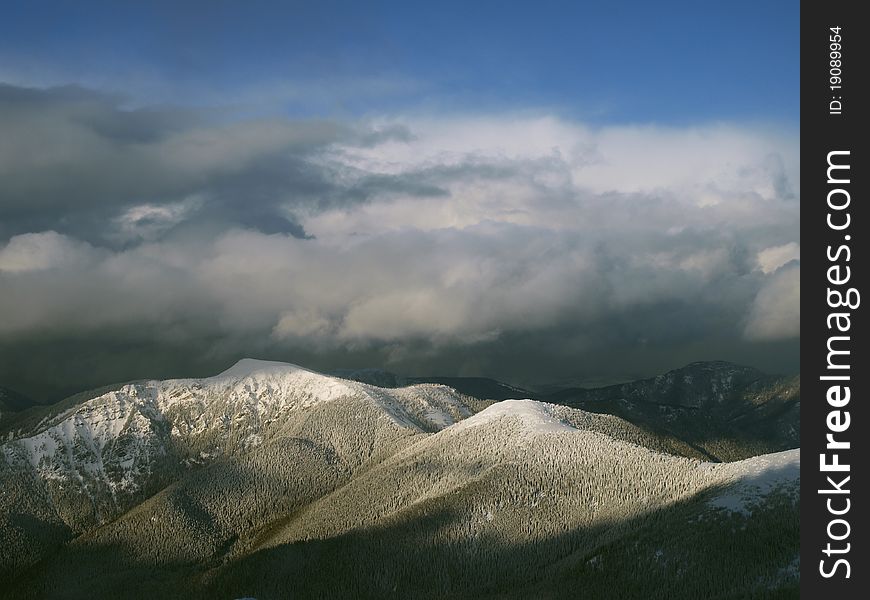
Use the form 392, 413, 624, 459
454, 399, 575, 434
212, 358, 314, 380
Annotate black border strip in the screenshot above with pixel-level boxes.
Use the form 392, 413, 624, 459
801, 1, 867, 595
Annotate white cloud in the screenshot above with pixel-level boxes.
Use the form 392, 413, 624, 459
744, 264, 800, 341
113, 196, 204, 242
0, 111, 800, 357
305, 117, 798, 242
0, 231, 100, 273
756, 242, 800, 274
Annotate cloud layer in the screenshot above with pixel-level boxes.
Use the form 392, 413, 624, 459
0, 84, 800, 397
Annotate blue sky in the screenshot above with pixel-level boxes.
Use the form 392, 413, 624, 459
1, 0, 799, 123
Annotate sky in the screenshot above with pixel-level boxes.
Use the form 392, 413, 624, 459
0, 1, 800, 400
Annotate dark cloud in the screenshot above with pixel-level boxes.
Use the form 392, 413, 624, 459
0, 83, 442, 245
0, 84, 800, 400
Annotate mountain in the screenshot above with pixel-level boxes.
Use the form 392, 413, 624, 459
0, 360, 799, 599
0, 360, 486, 576
330, 368, 535, 401
404, 376, 536, 401
544, 361, 800, 461
329, 368, 404, 388
0, 386, 34, 422
331, 361, 800, 461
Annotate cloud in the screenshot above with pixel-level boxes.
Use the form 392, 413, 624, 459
0, 83, 413, 244
112, 196, 205, 243
744, 263, 800, 341
0, 83, 800, 395
0, 231, 102, 273
756, 242, 800, 274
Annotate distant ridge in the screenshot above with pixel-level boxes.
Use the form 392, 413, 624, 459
545, 360, 799, 461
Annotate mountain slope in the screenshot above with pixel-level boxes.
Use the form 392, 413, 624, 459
203, 407, 797, 600
0, 359, 486, 578
545, 361, 799, 461
405, 376, 536, 401
0, 360, 800, 599
0, 386, 33, 423
7, 398, 798, 599
330, 368, 536, 401
332, 361, 800, 460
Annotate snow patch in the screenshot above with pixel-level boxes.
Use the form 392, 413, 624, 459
243, 433, 263, 448
708, 449, 800, 515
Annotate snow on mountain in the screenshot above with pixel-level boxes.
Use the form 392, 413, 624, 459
177, 357, 472, 432
451, 399, 576, 434
243, 394, 786, 557
210, 358, 313, 380
0, 361, 800, 518
1, 363, 801, 598
707, 449, 800, 515
2, 384, 169, 502
0, 359, 479, 517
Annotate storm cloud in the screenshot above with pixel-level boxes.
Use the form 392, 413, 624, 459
0, 83, 799, 399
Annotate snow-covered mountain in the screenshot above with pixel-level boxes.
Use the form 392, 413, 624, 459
0, 360, 799, 599
1, 359, 481, 528
330, 368, 537, 401
332, 360, 802, 461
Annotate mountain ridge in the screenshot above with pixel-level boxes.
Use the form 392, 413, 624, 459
543, 360, 799, 461
0, 358, 800, 599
